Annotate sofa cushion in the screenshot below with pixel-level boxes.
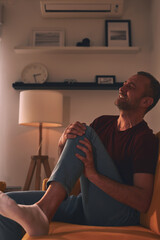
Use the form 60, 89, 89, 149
22, 222, 160, 240
140, 132, 160, 235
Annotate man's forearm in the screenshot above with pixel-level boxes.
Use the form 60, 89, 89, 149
88, 173, 152, 213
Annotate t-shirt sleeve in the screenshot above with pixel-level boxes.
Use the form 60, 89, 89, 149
132, 134, 158, 174
90, 118, 97, 129
90, 115, 114, 132
90, 116, 104, 129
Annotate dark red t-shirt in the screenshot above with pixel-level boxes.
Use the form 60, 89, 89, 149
90, 115, 158, 185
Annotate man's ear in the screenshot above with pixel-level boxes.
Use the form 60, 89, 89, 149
141, 97, 153, 108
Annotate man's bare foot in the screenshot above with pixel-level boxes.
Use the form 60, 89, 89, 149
0, 191, 49, 236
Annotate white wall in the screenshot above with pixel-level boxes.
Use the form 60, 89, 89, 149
0, 0, 159, 188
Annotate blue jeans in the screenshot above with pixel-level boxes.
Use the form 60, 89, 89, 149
0, 126, 139, 240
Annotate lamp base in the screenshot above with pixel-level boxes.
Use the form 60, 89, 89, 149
23, 155, 51, 190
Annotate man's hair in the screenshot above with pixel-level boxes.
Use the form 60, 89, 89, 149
137, 71, 160, 112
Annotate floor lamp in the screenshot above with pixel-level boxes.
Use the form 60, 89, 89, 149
19, 90, 63, 190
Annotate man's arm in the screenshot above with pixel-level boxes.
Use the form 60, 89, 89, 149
89, 172, 154, 213
76, 138, 154, 213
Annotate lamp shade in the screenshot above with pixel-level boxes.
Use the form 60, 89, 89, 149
19, 90, 63, 127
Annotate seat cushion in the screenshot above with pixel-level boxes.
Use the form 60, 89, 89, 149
22, 222, 160, 240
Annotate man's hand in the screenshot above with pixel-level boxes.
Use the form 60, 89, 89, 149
58, 121, 86, 155
76, 138, 97, 179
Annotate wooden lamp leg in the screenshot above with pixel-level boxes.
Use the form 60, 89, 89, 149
23, 157, 36, 191
42, 157, 52, 177
23, 124, 52, 191
23, 155, 51, 191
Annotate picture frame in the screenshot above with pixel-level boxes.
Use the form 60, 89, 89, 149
105, 20, 132, 47
32, 29, 65, 47
96, 75, 116, 85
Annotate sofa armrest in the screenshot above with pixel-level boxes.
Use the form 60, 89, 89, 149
0, 181, 6, 192
42, 178, 48, 191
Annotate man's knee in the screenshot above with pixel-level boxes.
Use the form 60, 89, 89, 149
85, 126, 97, 141
66, 125, 92, 143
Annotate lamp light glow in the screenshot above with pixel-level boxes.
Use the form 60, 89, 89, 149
19, 90, 63, 127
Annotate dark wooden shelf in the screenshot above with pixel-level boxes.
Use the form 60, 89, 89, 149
12, 82, 123, 90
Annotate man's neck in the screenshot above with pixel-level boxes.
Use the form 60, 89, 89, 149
117, 111, 144, 131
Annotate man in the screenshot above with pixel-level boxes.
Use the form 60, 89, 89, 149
0, 71, 160, 240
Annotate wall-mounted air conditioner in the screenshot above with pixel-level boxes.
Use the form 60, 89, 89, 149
40, 0, 124, 18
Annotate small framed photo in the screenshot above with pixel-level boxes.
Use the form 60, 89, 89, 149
105, 20, 132, 47
96, 75, 116, 85
32, 30, 65, 47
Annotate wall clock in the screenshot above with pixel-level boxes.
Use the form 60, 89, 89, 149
21, 63, 48, 83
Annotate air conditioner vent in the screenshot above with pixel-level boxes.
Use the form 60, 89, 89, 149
40, 0, 124, 18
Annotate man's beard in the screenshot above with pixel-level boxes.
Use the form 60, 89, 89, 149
114, 97, 139, 111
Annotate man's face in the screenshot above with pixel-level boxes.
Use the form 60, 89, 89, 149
115, 74, 151, 111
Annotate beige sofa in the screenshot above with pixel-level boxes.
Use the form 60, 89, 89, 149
23, 132, 160, 240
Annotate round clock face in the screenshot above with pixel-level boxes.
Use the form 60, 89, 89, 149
21, 63, 48, 83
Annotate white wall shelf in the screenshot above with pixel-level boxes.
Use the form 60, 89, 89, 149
14, 46, 140, 54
